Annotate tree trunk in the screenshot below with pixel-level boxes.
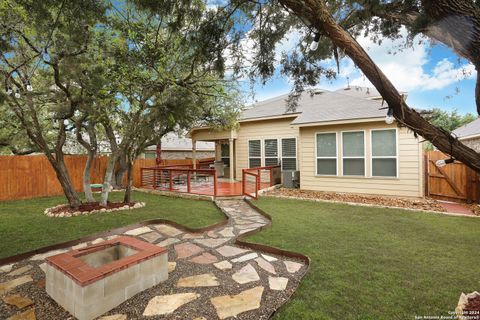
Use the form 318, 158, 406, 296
123, 160, 134, 204
278, 0, 480, 173
100, 152, 117, 207
83, 149, 95, 202
476, 69, 480, 115
49, 157, 82, 208
114, 152, 128, 189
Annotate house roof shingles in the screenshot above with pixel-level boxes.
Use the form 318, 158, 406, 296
241, 89, 387, 125
452, 118, 480, 139
146, 132, 214, 151
334, 86, 382, 99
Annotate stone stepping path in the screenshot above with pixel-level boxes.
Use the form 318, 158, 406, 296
177, 273, 219, 287
232, 263, 260, 284
2, 294, 34, 308
211, 286, 264, 319
0, 198, 307, 320
143, 292, 200, 316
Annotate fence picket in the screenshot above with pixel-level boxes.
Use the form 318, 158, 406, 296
0, 155, 213, 201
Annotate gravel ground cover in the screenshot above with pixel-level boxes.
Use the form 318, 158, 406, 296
264, 187, 449, 212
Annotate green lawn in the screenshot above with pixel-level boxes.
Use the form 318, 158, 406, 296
0, 191, 224, 259
248, 197, 480, 320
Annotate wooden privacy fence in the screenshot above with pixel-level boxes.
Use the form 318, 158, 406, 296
425, 150, 480, 203
0, 155, 214, 201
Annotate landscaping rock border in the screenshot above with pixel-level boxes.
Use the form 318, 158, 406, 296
43, 202, 146, 218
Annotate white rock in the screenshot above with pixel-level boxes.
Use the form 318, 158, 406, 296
177, 273, 219, 287
231, 253, 258, 263
0, 264, 14, 273
268, 276, 288, 291
210, 286, 264, 319
214, 261, 232, 271
124, 226, 152, 236
143, 293, 200, 316
232, 263, 260, 284
284, 260, 303, 273
261, 254, 278, 262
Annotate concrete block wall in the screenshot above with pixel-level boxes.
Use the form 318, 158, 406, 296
46, 252, 168, 320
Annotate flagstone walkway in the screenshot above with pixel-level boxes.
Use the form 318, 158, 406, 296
0, 199, 307, 319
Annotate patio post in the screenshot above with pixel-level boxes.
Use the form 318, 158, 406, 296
192, 139, 197, 170
213, 171, 218, 197
229, 138, 234, 182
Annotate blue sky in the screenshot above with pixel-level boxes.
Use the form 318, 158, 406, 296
238, 29, 478, 115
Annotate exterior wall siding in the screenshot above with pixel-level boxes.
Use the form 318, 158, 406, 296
235, 118, 299, 179
194, 118, 423, 198
299, 122, 424, 198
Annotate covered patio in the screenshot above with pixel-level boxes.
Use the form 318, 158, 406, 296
139, 128, 281, 197
189, 127, 238, 182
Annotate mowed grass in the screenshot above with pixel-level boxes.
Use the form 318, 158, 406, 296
248, 197, 480, 320
0, 191, 225, 259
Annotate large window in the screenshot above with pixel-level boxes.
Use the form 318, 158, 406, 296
281, 138, 297, 171
371, 129, 397, 177
248, 140, 262, 168
316, 133, 337, 175
342, 131, 365, 176
264, 139, 279, 166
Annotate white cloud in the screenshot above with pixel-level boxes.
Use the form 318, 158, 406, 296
345, 28, 476, 92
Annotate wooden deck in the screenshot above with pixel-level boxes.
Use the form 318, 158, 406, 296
140, 165, 280, 198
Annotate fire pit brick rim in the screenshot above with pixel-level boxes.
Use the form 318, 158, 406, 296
45, 236, 167, 287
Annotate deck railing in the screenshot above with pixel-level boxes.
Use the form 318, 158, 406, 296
141, 166, 218, 196
242, 165, 281, 199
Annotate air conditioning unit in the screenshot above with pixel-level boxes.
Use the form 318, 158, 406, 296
282, 171, 300, 188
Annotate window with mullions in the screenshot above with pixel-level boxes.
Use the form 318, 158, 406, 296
248, 140, 261, 168
371, 129, 397, 177
281, 138, 297, 171
342, 131, 365, 176
264, 139, 279, 166
316, 133, 337, 175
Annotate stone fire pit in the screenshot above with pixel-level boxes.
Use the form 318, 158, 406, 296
45, 236, 168, 320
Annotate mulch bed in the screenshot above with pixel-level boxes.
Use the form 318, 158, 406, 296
49, 202, 135, 214
466, 205, 480, 216
462, 295, 480, 319
263, 188, 448, 213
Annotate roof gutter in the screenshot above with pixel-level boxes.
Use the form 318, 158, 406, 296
291, 117, 386, 127
238, 113, 301, 123
457, 133, 480, 141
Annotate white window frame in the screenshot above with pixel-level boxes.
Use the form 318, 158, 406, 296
315, 132, 338, 176
341, 130, 366, 177
264, 138, 280, 167
280, 137, 298, 171
248, 139, 262, 168
370, 128, 399, 178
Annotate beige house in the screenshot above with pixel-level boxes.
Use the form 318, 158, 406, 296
190, 87, 424, 198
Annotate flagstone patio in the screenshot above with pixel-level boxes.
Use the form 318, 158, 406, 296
0, 199, 307, 319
